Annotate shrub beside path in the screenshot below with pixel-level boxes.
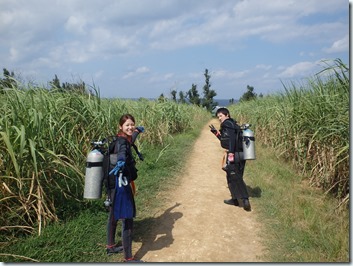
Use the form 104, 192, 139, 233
131, 119, 265, 262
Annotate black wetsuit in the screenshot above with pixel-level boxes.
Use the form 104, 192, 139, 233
219, 118, 249, 201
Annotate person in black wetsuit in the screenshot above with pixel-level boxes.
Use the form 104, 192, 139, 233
105, 114, 144, 262
210, 107, 251, 211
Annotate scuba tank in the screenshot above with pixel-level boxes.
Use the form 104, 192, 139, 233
83, 130, 144, 201
241, 124, 256, 160
84, 148, 104, 199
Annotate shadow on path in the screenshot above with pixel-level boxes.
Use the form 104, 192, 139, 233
247, 185, 262, 198
133, 203, 182, 260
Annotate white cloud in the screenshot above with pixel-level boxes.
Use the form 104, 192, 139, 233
212, 69, 249, 80
148, 73, 175, 83
255, 64, 272, 71
122, 66, 150, 79
9, 48, 19, 61
65, 15, 87, 35
94, 70, 104, 79
0, 0, 348, 99
1, 0, 347, 59
323, 35, 349, 53
163, 73, 174, 80
278, 61, 319, 78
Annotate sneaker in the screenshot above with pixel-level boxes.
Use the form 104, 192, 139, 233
124, 257, 144, 262
106, 245, 123, 255
243, 198, 251, 211
223, 198, 239, 206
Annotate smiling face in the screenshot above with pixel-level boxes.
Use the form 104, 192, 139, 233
119, 118, 135, 136
217, 112, 229, 123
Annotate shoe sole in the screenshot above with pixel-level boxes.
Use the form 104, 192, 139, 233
243, 203, 251, 211
223, 199, 240, 206
107, 246, 124, 255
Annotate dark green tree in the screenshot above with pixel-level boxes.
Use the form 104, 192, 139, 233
170, 90, 177, 102
158, 93, 166, 102
0, 68, 17, 91
239, 85, 257, 102
201, 69, 218, 111
49, 74, 87, 94
187, 83, 201, 106
49, 74, 63, 92
178, 90, 187, 104
62, 80, 86, 94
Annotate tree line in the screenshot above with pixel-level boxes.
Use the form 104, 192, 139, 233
158, 68, 218, 112
0, 68, 91, 95
159, 68, 262, 111
1, 67, 262, 112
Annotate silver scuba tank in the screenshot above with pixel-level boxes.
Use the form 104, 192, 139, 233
242, 124, 256, 160
84, 149, 104, 199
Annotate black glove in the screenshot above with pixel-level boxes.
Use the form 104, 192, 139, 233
209, 124, 218, 135
209, 125, 221, 140
136, 126, 145, 133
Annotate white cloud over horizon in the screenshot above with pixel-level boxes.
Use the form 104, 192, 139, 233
0, 0, 349, 99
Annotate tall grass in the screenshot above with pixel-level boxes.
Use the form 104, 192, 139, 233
0, 118, 208, 262
0, 86, 209, 241
228, 59, 349, 206
247, 141, 349, 262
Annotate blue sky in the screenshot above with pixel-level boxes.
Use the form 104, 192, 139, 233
0, 0, 349, 100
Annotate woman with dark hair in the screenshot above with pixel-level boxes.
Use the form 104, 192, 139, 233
105, 114, 144, 262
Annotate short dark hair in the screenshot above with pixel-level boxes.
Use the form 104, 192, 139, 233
216, 107, 230, 117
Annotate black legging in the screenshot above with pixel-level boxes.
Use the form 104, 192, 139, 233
226, 160, 249, 200
106, 188, 134, 259
122, 218, 133, 259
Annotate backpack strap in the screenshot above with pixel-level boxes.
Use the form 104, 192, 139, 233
103, 134, 143, 191
132, 143, 144, 161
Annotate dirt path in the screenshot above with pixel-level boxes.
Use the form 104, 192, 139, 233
133, 119, 265, 262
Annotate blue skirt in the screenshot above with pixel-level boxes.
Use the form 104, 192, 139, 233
113, 182, 136, 220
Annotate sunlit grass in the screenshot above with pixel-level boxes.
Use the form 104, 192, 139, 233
0, 87, 210, 242
228, 59, 349, 205
0, 108, 209, 262
247, 143, 349, 262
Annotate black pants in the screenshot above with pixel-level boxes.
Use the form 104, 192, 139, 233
225, 160, 249, 200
